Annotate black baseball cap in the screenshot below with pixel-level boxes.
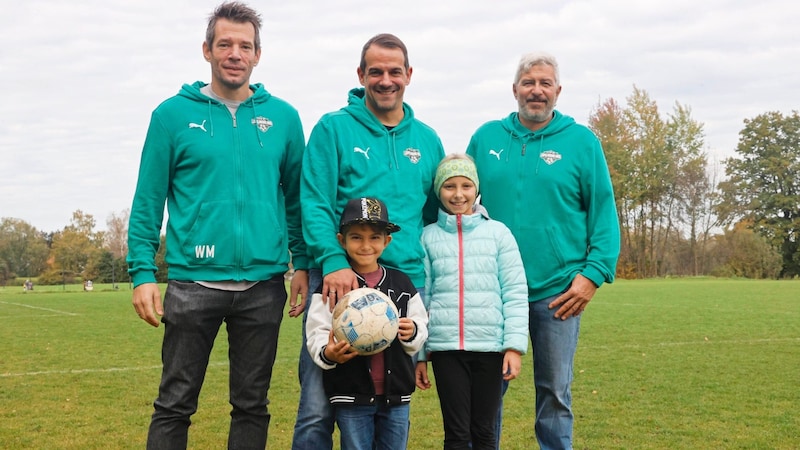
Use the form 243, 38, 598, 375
339, 197, 401, 234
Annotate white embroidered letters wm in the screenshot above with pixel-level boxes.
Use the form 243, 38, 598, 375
195, 245, 215, 258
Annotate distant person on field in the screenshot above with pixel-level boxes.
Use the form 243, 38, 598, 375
306, 197, 428, 450
466, 52, 620, 450
126, 2, 307, 448
292, 33, 444, 450
415, 154, 528, 449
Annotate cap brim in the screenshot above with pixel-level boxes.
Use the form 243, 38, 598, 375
340, 219, 401, 233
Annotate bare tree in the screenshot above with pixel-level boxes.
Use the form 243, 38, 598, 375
105, 209, 130, 258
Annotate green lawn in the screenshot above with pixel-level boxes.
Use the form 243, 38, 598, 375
1, 279, 798, 449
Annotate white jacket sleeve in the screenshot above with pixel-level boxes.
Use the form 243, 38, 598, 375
305, 293, 337, 370
400, 292, 428, 356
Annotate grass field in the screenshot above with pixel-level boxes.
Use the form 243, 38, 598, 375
1, 279, 798, 449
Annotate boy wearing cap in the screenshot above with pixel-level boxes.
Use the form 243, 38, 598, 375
306, 197, 428, 450
415, 154, 528, 449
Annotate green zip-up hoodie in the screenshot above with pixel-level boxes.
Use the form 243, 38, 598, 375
301, 88, 445, 287
466, 111, 619, 301
127, 82, 307, 287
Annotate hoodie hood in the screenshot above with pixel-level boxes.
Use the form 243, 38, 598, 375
492, 110, 576, 165
176, 81, 273, 144
178, 81, 273, 104
343, 88, 416, 136
500, 110, 574, 140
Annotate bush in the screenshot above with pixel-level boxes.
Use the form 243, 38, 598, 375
37, 269, 80, 286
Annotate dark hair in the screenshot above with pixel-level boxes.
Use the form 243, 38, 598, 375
206, 2, 262, 51
359, 33, 409, 72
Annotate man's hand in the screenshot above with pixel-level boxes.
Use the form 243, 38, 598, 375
415, 361, 431, 390
322, 268, 359, 311
323, 330, 359, 364
397, 317, 416, 341
549, 273, 597, 320
132, 283, 163, 327
288, 269, 308, 318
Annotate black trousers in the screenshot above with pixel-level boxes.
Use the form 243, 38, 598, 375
431, 351, 504, 450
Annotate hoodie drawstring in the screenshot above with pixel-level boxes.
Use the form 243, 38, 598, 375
251, 97, 263, 148
534, 134, 544, 175
207, 100, 215, 137
390, 132, 399, 169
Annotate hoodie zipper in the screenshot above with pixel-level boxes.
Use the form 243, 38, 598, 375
230, 106, 243, 276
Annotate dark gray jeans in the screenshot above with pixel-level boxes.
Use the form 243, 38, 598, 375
146, 277, 286, 450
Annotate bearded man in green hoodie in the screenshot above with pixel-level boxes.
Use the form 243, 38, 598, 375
292, 33, 445, 450
127, 2, 307, 448
466, 52, 620, 450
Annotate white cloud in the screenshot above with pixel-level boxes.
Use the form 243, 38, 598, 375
1, 0, 798, 231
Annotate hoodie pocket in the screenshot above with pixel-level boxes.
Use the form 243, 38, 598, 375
182, 201, 237, 266
180, 200, 287, 268
516, 225, 567, 273
240, 201, 286, 267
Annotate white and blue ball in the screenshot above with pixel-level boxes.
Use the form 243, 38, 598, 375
332, 287, 399, 356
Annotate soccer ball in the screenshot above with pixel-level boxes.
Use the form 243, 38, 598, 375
332, 287, 400, 356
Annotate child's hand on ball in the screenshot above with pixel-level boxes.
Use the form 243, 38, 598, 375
324, 329, 359, 364
397, 318, 416, 341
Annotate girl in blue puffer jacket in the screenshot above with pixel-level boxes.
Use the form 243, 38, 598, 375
415, 153, 529, 449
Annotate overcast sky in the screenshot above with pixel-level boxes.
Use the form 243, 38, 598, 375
2, 0, 798, 232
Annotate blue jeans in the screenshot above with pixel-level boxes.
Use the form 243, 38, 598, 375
291, 269, 334, 450
147, 278, 286, 450
529, 295, 581, 450
337, 401, 409, 450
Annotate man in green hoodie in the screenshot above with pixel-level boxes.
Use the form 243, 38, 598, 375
292, 33, 445, 450
127, 2, 307, 448
466, 52, 620, 450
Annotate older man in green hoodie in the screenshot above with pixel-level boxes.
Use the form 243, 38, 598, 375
467, 52, 620, 450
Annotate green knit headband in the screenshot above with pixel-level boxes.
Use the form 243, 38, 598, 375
434, 157, 480, 198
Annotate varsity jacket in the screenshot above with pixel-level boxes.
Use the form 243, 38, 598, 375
300, 88, 445, 287
127, 82, 307, 286
466, 111, 620, 301
421, 209, 528, 359
306, 266, 428, 406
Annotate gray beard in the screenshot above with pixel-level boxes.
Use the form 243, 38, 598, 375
520, 109, 552, 124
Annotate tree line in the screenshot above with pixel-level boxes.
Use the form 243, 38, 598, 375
0, 209, 154, 287
590, 87, 798, 279
2, 87, 798, 284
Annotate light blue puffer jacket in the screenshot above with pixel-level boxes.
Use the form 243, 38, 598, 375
421, 208, 529, 359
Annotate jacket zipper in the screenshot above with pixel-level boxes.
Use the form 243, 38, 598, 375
457, 214, 465, 350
